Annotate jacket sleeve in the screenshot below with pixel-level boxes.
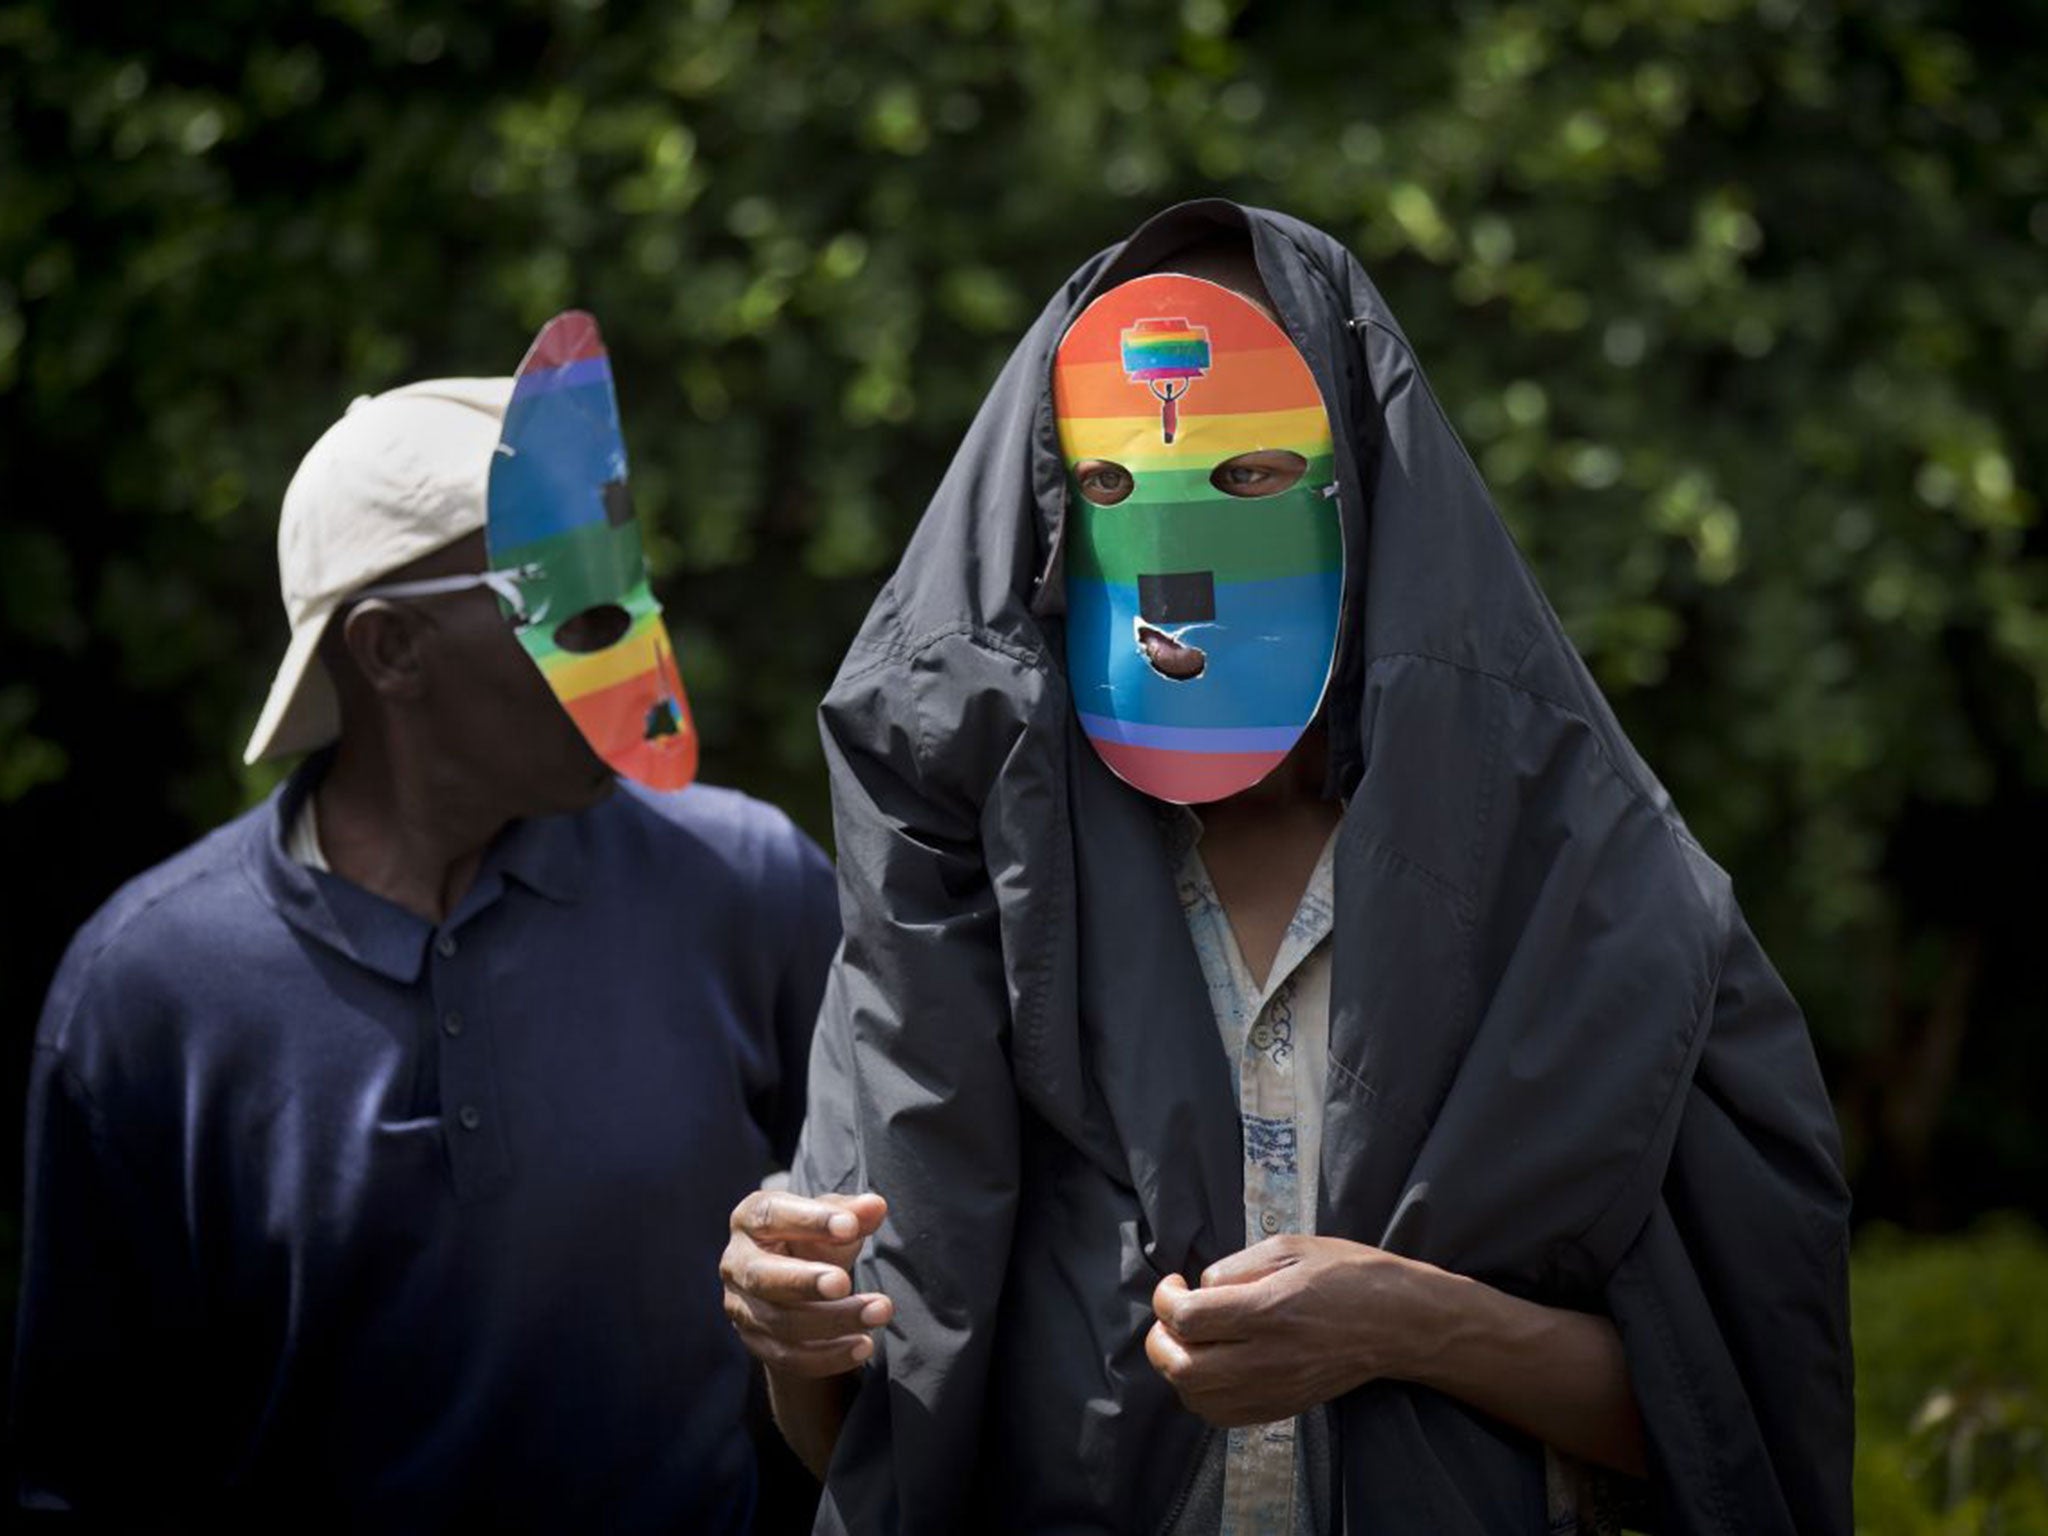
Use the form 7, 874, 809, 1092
803, 624, 1044, 1535
759, 821, 843, 1169
1605, 912, 1855, 1536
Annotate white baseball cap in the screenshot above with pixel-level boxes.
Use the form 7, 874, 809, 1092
243, 377, 516, 764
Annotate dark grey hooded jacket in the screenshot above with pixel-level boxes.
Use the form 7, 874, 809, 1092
791, 200, 1852, 1535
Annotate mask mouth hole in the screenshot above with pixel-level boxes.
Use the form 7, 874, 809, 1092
553, 604, 632, 654
1138, 625, 1207, 681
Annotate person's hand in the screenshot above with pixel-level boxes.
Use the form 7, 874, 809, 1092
722, 1190, 892, 1379
1144, 1235, 1436, 1427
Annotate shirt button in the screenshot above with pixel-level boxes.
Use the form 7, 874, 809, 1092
435, 933, 458, 959
442, 1011, 464, 1038
1260, 1210, 1283, 1235
458, 1104, 482, 1131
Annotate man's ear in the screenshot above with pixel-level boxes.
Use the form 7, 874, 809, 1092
340, 600, 432, 702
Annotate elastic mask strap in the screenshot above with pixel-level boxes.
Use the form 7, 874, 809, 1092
353, 566, 538, 617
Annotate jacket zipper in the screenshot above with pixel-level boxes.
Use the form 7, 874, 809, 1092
1151, 1426, 1219, 1536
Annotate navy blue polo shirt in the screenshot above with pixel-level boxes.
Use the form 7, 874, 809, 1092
14, 761, 839, 1533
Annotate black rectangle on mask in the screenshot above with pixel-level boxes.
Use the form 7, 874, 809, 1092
1137, 571, 1215, 625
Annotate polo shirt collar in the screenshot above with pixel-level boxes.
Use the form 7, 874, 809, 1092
490, 800, 591, 906
244, 755, 593, 984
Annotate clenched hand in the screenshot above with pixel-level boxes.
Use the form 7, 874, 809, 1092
1144, 1235, 1431, 1427
721, 1190, 892, 1379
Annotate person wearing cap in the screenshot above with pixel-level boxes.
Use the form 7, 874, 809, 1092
14, 371, 839, 1532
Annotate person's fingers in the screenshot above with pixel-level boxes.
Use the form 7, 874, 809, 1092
730, 1322, 879, 1379
779, 1237, 872, 1274
1154, 1276, 1258, 1344
1144, 1319, 1194, 1386
722, 1271, 891, 1379
1146, 1277, 1196, 1327
734, 1189, 867, 1244
1145, 1331, 1277, 1426
1199, 1238, 1296, 1289
724, 1288, 893, 1344
834, 1191, 889, 1236
720, 1242, 856, 1303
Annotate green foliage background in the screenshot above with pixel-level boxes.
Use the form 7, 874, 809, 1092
1854, 1221, 2048, 1532
4, 0, 2046, 1526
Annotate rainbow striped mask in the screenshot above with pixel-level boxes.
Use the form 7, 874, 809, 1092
486, 311, 699, 792
1053, 274, 1342, 804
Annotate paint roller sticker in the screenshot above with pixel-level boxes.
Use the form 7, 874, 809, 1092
1120, 317, 1212, 443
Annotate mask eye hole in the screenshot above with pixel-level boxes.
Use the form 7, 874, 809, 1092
1074, 459, 1134, 506
553, 604, 632, 654
1210, 449, 1308, 499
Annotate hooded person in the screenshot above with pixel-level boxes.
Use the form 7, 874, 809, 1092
720, 201, 1851, 1534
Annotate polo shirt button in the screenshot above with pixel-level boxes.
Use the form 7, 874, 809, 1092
435, 933, 458, 959
1260, 1210, 1283, 1235
442, 1011, 464, 1037
458, 1104, 482, 1131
